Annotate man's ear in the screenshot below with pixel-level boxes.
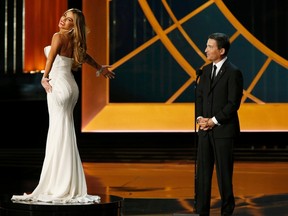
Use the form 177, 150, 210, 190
220, 48, 225, 55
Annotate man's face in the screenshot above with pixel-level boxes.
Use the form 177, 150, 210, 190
205, 38, 224, 63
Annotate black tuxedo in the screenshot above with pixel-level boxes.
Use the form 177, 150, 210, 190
195, 59, 243, 215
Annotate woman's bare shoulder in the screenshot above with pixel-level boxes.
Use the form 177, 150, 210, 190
52, 32, 64, 42
51, 33, 66, 47
48, 33, 64, 55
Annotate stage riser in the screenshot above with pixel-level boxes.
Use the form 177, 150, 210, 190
0, 194, 123, 216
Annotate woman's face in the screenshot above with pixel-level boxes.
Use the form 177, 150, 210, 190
58, 11, 74, 31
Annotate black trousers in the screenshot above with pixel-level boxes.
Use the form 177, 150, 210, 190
195, 131, 235, 215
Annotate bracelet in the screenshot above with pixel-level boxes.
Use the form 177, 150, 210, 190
96, 66, 104, 77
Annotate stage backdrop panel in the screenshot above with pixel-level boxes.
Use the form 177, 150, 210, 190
81, 0, 288, 132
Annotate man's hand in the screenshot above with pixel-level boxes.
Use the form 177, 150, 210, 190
197, 117, 215, 130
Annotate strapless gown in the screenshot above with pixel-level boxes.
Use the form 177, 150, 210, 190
11, 46, 100, 204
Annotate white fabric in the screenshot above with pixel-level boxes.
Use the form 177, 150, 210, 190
11, 46, 100, 204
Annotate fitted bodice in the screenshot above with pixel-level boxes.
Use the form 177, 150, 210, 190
44, 46, 73, 70
44, 46, 74, 79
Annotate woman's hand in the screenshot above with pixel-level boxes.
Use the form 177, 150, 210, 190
41, 77, 52, 93
97, 65, 115, 79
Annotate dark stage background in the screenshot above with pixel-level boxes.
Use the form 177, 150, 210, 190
0, 0, 288, 168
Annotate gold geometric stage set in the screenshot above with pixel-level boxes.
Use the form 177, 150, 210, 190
82, 0, 288, 133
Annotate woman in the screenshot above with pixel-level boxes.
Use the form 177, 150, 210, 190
12, 8, 114, 203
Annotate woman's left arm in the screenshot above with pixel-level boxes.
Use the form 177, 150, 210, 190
84, 53, 115, 79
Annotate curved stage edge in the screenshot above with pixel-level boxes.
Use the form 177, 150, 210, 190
0, 194, 123, 216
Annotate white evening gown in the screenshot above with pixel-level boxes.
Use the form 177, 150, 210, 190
11, 46, 100, 204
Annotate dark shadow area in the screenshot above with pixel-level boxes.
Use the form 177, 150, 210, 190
122, 194, 288, 216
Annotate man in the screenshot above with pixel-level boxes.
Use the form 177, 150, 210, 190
195, 32, 243, 216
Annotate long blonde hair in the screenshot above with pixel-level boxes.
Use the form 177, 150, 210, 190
67, 8, 89, 70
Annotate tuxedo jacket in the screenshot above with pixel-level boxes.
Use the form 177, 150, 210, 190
196, 59, 243, 138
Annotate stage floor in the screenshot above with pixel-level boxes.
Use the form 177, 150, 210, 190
2, 161, 288, 216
